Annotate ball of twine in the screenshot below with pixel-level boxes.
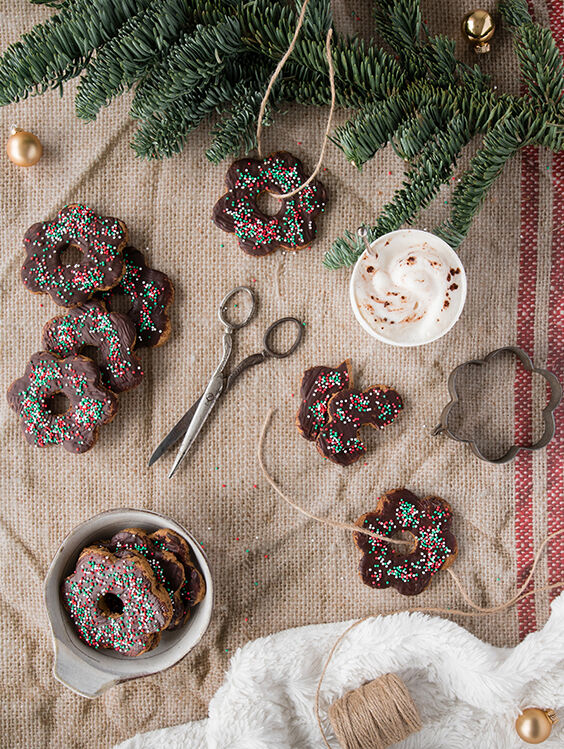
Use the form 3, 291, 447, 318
328, 674, 422, 749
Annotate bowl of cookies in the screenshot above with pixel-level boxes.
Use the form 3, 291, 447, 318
44, 509, 212, 698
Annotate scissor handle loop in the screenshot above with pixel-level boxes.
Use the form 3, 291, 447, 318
219, 286, 257, 330
263, 317, 304, 359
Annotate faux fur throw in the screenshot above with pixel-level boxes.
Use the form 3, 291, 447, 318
116, 594, 564, 748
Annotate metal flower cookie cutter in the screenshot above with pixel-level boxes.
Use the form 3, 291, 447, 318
432, 346, 562, 464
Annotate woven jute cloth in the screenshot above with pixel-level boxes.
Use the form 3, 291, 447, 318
1, 2, 563, 747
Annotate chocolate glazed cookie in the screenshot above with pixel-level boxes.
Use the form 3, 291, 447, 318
7, 352, 117, 453
21, 204, 127, 307
213, 152, 327, 256
150, 528, 206, 625
354, 489, 458, 596
108, 528, 187, 630
96, 246, 174, 348
62, 546, 173, 655
42, 301, 144, 393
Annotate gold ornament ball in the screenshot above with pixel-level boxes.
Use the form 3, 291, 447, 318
462, 9, 495, 53
515, 708, 558, 744
6, 127, 43, 167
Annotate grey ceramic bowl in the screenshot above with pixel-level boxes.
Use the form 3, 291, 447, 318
44, 509, 213, 698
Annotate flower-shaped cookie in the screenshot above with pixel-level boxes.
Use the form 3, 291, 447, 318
354, 489, 458, 596
21, 204, 127, 307
42, 300, 144, 393
62, 546, 173, 655
212, 151, 327, 256
296, 360, 351, 441
7, 352, 118, 453
96, 246, 174, 348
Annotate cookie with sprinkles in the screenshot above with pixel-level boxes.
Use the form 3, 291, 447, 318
354, 489, 458, 596
21, 204, 127, 307
96, 246, 174, 348
212, 151, 327, 256
42, 301, 143, 393
296, 360, 351, 441
316, 386, 403, 466
108, 528, 187, 630
62, 545, 173, 655
150, 528, 206, 624
7, 352, 117, 453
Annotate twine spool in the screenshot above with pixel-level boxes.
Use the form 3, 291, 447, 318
328, 674, 422, 749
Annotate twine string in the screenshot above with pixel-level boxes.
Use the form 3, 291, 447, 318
255, 0, 336, 199
257, 409, 564, 748
328, 674, 422, 749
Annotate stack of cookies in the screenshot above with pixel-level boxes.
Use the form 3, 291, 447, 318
7, 204, 174, 453
62, 527, 206, 656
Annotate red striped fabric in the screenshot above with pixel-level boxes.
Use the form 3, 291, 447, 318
515, 145, 539, 638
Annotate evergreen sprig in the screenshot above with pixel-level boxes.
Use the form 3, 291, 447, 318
0, 0, 562, 267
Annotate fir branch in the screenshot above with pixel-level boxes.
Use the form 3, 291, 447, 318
435, 116, 529, 247
130, 17, 245, 119
0, 0, 153, 104
324, 113, 471, 269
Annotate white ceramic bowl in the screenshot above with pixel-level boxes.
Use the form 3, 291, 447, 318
349, 228, 467, 347
44, 509, 213, 698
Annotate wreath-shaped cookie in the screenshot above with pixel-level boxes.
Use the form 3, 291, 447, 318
7, 352, 117, 453
213, 151, 327, 256
42, 300, 143, 393
62, 546, 173, 655
21, 204, 127, 307
96, 246, 174, 348
354, 489, 458, 596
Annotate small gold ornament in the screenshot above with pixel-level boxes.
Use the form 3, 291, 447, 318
6, 126, 43, 167
515, 708, 558, 744
462, 9, 495, 53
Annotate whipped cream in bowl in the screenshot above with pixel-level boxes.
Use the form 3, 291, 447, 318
350, 229, 467, 346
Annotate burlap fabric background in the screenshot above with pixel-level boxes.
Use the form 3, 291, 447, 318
1, 2, 562, 747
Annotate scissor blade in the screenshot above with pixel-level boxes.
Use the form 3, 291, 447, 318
168, 372, 224, 478
148, 395, 202, 467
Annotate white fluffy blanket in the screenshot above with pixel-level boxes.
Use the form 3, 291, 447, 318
116, 594, 564, 749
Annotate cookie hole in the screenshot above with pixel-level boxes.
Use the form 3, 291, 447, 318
98, 593, 124, 618
106, 293, 132, 316
60, 244, 83, 267
45, 392, 70, 415
390, 530, 418, 555
80, 345, 103, 366
256, 190, 283, 217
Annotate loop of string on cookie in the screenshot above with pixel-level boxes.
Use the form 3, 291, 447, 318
255, 0, 336, 200
257, 407, 564, 747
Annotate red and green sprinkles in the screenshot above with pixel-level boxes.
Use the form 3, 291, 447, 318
355, 489, 458, 596
97, 246, 173, 348
6, 352, 116, 453
42, 301, 143, 393
213, 152, 327, 256
316, 386, 403, 466
297, 361, 350, 441
21, 204, 126, 307
63, 551, 169, 654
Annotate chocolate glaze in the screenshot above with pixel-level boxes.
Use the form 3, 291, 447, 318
96, 246, 174, 348
316, 386, 403, 466
42, 300, 143, 393
354, 489, 458, 596
6, 352, 118, 454
213, 151, 327, 257
21, 204, 127, 307
62, 546, 173, 656
296, 360, 351, 441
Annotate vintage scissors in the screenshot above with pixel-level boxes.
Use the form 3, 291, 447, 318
149, 285, 304, 478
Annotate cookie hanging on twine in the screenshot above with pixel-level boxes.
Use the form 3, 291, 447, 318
212, 0, 334, 256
